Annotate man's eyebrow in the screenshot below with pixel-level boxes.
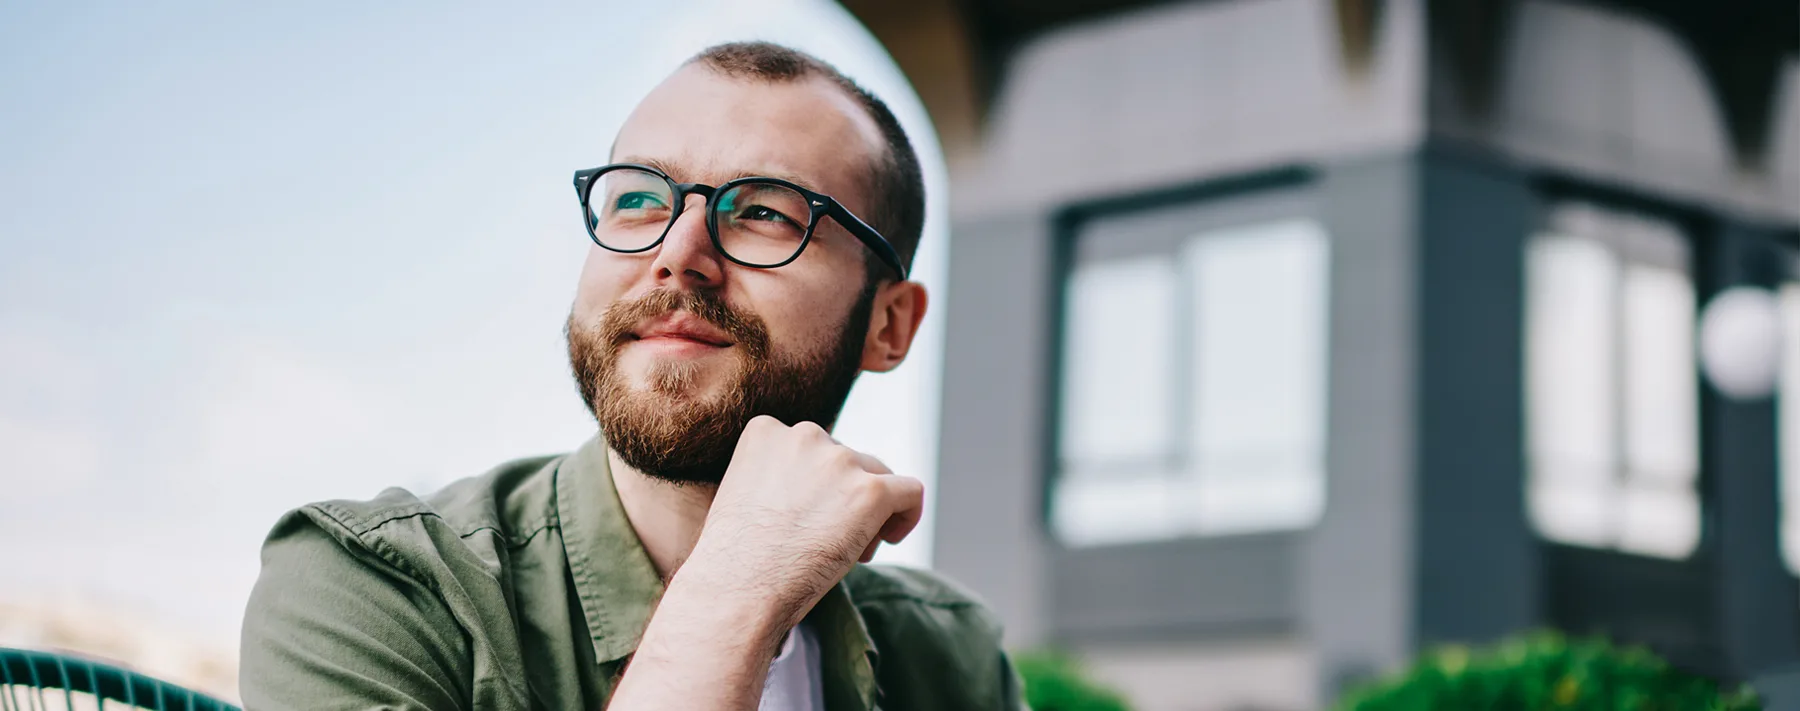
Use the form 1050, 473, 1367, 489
613, 155, 819, 192
729, 169, 818, 191
615, 156, 684, 178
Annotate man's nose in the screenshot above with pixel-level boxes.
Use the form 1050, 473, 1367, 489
649, 194, 725, 288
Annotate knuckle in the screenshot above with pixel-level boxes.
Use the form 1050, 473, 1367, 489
827, 445, 861, 470
746, 415, 780, 432
848, 477, 885, 509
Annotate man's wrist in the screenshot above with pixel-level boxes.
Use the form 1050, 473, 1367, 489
609, 553, 798, 709
656, 555, 796, 657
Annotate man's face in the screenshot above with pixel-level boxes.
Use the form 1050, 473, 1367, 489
567, 64, 891, 485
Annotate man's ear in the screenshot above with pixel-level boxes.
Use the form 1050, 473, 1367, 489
860, 280, 929, 373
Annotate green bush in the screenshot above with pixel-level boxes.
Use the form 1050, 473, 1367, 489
1335, 631, 1761, 711
1013, 649, 1133, 711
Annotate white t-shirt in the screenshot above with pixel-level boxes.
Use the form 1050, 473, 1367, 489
759, 623, 825, 711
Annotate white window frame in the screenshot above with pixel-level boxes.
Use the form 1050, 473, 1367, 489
1525, 202, 1701, 559
1776, 277, 1800, 574
1051, 193, 1331, 548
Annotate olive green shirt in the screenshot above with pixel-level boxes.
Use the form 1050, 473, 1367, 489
239, 437, 1026, 710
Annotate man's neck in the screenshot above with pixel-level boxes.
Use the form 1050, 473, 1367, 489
607, 448, 718, 581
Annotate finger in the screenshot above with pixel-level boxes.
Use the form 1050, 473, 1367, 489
858, 539, 880, 564
875, 475, 925, 544
850, 450, 892, 476
743, 414, 785, 436
732, 415, 786, 457
791, 420, 831, 441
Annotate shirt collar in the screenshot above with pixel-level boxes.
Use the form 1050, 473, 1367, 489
555, 436, 662, 665
805, 576, 881, 711
555, 435, 880, 709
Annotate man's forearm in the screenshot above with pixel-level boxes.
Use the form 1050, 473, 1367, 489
603, 563, 797, 711
604, 417, 923, 709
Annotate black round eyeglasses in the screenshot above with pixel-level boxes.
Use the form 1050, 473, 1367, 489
572, 163, 907, 280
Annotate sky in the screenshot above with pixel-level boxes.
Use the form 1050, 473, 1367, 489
0, 0, 950, 654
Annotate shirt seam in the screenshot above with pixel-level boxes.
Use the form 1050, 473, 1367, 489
313, 502, 555, 548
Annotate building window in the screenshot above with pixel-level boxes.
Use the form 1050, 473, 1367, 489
1779, 281, 1800, 574
1052, 216, 1330, 547
1525, 203, 1700, 559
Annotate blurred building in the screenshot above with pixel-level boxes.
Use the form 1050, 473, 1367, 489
843, 0, 1800, 708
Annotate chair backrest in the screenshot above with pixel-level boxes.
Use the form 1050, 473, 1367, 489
0, 647, 239, 711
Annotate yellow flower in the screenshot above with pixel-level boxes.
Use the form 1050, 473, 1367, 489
1554, 675, 1581, 706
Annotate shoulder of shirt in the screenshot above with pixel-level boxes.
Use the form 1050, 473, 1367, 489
291, 451, 567, 550
843, 565, 1013, 692
844, 564, 991, 611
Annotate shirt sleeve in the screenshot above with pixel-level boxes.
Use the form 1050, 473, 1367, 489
239, 509, 473, 711
906, 601, 1032, 711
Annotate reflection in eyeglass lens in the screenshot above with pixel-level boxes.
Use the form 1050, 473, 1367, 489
589, 169, 674, 250
715, 183, 810, 265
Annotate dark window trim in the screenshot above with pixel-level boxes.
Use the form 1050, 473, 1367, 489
1542, 542, 1725, 677
1055, 165, 1320, 227
1531, 173, 1716, 236
1528, 170, 1800, 270
1051, 531, 1304, 644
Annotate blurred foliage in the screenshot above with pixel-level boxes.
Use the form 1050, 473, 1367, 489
1335, 631, 1761, 711
1013, 649, 1133, 711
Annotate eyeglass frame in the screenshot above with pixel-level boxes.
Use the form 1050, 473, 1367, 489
572, 163, 909, 281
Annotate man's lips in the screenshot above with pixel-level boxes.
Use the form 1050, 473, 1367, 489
631, 314, 733, 348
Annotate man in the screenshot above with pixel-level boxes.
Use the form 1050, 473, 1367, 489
239, 41, 1025, 711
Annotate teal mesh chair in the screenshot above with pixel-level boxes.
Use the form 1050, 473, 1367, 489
0, 647, 239, 711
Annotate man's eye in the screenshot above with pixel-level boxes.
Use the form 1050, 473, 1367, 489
738, 205, 794, 224
614, 192, 666, 210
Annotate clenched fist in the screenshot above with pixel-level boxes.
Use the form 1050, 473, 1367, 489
681, 415, 925, 627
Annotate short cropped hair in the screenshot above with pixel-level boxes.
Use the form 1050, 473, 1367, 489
690, 41, 925, 279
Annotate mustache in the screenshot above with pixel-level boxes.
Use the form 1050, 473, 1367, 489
597, 288, 770, 360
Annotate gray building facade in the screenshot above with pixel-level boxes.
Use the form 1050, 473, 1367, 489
845, 0, 1800, 708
